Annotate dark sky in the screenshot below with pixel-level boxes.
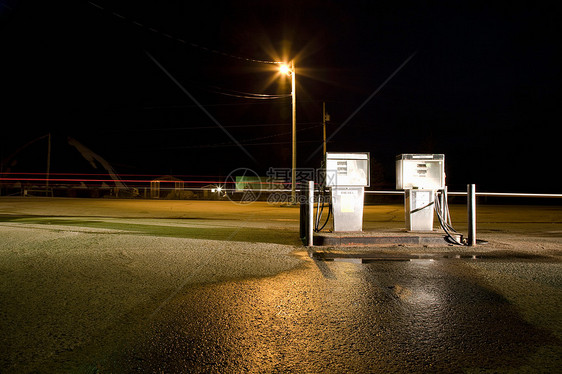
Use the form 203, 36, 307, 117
1, 0, 560, 192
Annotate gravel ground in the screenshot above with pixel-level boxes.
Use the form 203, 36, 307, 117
0, 197, 560, 372
0, 198, 306, 372
0, 223, 303, 372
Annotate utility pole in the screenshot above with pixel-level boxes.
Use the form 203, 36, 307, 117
278, 61, 297, 203
322, 102, 330, 162
290, 60, 297, 203
46, 133, 51, 189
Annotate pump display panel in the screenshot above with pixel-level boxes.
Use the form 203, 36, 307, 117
325, 152, 370, 187
396, 154, 445, 190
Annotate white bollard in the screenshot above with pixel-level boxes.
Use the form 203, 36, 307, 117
308, 180, 314, 247
467, 184, 476, 246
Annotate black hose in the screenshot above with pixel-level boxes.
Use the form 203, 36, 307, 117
314, 191, 322, 230
317, 202, 332, 232
434, 190, 466, 245
314, 187, 332, 232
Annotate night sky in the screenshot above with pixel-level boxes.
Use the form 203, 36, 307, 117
1, 0, 560, 192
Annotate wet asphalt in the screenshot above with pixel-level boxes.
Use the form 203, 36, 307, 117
103, 256, 560, 373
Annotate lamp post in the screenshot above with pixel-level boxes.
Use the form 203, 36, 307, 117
280, 61, 296, 202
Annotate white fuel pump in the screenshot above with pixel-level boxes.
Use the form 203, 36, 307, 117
396, 154, 445, 231
325, 152, 370, 232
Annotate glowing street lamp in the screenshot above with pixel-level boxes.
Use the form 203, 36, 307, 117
279, 61, 297, 202
279, 63, 291, 75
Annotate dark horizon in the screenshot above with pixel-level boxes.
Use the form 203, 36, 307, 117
1, 0, 560, 193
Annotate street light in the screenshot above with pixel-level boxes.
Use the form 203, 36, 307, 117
279, 61, 296, 202
279, 64, 290, 75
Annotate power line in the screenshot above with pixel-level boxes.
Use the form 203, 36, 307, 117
141, 98, 324, 110
101, 122, 321, 133
145, 50, 257, 163
239, 123, 322, 145
158, 140, 320, 150
153, 124, 322, 150
87, 1, 283, 65
202, 86, 291, 100
198, 85, 290, 100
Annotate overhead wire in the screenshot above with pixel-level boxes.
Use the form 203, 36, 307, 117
238, 123, 322, 145
159, 140, 320, 150
103, 121, 320, 133
157, 123, 323, 150
202, 86, 291, 100
141, 98, 330, 110
86, 1, 283, 65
